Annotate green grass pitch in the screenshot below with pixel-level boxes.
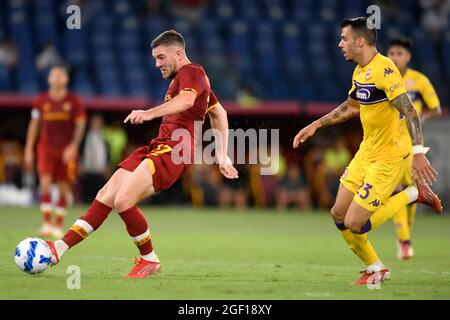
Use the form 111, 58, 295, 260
1, 206, 449, 299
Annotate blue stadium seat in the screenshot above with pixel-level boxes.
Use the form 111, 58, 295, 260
64, 29, 87, 66
0, 64, 12, 91
71, 67, 95, 96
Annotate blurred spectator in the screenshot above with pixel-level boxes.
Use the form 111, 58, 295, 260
236, 84, 261, 109
35, 42, 64, 73
275, 164, 311, 210
169, 0, 206, 24
324, 138, 351, 177
102, 122, 128, 167
0, 38, 19, 70
219, 164, 249, 209
320, 137, 351, 206
0, 139, 23, 188
79, 114, 110, 202
420, 0, 450, 43
185, 164, 221, 207
145, 0, 164, 16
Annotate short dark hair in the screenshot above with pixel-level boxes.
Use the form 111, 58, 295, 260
388, 37, 413, 52
151, 30, 185, 49
341, 17, 377, 46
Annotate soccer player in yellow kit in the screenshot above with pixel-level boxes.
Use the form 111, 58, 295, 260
293, 17, 443, 285
387, 37, 442, 260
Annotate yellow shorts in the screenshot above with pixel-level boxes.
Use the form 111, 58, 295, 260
340, 150, 411, 212
400, 156, 414, 186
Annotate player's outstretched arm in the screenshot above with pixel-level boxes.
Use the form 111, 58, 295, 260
24, 117, 40, 171
293, 97, 359, 148
391, 93, 438, 185
124, 91, 196, 124
208, 103, 238, 179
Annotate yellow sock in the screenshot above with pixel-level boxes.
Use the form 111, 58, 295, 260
407, 203, 417, 228
340, 229, 379, 265
370, 191, 410, 230
393, 206, 410, 241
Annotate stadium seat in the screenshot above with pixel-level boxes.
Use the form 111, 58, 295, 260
0, 64, 12, 91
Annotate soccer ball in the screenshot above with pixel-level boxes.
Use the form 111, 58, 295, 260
15, 237, 52, 274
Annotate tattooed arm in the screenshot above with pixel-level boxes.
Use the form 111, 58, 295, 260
293, 97, 359, 148
391, 93, 438, 185
391, 93, 423, 146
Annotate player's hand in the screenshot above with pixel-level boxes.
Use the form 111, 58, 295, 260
293, 121, 319, 148
219, 157, 239, 179
412, 153, 438, 186
124, 110, 154, 124
24, 148, 34, 171
62, 143, 78, 163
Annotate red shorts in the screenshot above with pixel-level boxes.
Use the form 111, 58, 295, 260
37, 146, 77, 183
118, 141, 191, 192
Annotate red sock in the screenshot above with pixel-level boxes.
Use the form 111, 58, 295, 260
40, 193, 52, 224
119, 205, 153, 255
43, 211, 52, 225
55, 215, 64, 228
62, 199, 112, 248
55, 196, 67, 227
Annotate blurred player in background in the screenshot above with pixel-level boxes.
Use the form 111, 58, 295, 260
24, 66, 86, 238
387, 37, 442, 260
45, 30, 238, 278
293, 17, 442, 286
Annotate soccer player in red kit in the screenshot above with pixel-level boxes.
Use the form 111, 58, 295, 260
24, 66, 86, 238
45, 30, 238, 278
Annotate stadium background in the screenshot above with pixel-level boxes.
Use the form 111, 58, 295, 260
0, 0, 449, 209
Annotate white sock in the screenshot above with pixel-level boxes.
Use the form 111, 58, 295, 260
404, 185, 419, 203
141, 251, 159, 263
54, 240, 69, 258
367, 260, 384, 273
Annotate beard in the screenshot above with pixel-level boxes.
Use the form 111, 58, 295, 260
168, 69, 178, 79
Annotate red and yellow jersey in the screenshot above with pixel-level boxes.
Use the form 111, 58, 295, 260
348, 53, 410, 161
158, 63, 219, 145
32, 91, 86, 153
403, 68, 440, 114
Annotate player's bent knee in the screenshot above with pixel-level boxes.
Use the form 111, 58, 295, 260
113, 192, 134, 213
345, 218, 363, 234
330, 205, 346, 223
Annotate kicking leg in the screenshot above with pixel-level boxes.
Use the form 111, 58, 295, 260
48, 168, 132, 263
113, 159, 160, 278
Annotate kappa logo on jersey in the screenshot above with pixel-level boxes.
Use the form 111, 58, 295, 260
356, 88, 371, 100
369, 199, 380, 207
365, 69, 372, 80
384, 67, 394, 77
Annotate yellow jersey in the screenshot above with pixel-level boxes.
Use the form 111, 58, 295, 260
398, 68, 440, 155
403, 68, 440, 114
348, 53, 410, 161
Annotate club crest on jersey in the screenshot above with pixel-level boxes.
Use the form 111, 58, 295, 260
62, 102, 72, 111
365, 69, 372, 80
384, 67, 394, 77
43, 102, 51, 112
